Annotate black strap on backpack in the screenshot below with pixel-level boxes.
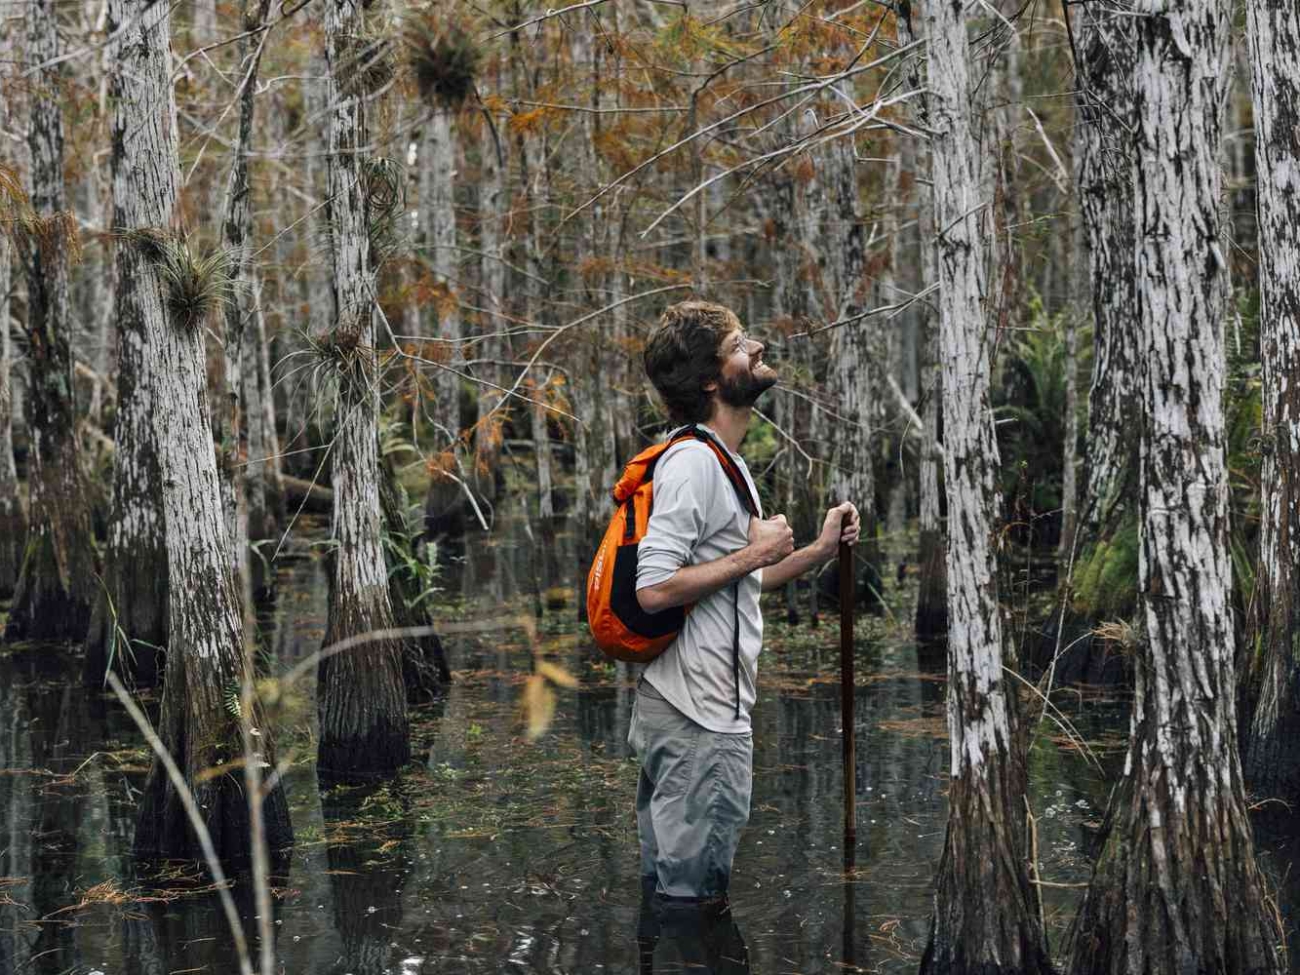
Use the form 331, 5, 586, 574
680, 426, 760, 720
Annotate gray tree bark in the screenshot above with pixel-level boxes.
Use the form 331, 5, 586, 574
5, 0, 97, 644
422, 108, 461, 446
1076, 0, 1141, 535
0, 219, 21, 597
473, 112, 508, 501
101, 0, 292, 864
216, 0, 274, 599
897, 0, 946, 642
244, 273, 285, 553
1067, 0, 1282, 968
317, 0, 410, 783
825, 135, 881, 610
87, 0, 176, 683
0, 18, 22, 598
1241, 0, 1300, 800
919, 0, 1049, 967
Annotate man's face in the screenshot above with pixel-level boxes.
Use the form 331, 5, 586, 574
715, 328, 777, 408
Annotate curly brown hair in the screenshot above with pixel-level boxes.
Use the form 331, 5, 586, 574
643, 301, 741, 425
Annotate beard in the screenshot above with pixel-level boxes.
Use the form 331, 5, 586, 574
717, 365, 777, 408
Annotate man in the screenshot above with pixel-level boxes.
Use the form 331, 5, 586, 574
632, 300, 860, 907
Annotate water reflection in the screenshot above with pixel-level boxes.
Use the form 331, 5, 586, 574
637, 884, 751, 974
0, 510, 1137, 973
321, 788, 413, 975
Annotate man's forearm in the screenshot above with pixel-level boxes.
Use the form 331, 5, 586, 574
760, 543, 832, 592
637, 546, 767, 613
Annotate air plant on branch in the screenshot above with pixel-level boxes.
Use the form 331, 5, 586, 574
405, 18, 480, 109
301, 322, 377, 401
362, 156, 406, 267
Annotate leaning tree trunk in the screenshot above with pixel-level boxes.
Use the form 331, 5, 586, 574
918, 0, 1050, 968
111, 0, 292, 864
86, 0, 174, 684
1240, 0, 1300, 800
1076, 0, 1140, 536
897, 2, 946, 642
317, 0, 410, 784
4, 0, 96, 644
1066, 0, 1282, 969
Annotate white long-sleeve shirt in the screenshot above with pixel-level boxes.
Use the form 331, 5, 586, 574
635, 427, 764, 733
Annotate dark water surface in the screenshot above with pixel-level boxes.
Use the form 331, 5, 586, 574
0, 520, 1293, 973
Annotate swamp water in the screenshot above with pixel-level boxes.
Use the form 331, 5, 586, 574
0, 518, 1295, 973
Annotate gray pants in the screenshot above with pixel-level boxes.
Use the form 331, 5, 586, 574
629, 680, 753, 898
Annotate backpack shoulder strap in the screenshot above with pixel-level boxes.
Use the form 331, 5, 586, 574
681, 425, 760, 517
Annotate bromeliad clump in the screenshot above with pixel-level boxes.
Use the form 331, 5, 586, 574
135, 232, 236, 331
406, 20, 479, 108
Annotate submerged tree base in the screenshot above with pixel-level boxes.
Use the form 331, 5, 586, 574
317, 704, 411, 784
915, 528, 947, 642
317, 606, 411, 784
1067, 773, 1282, 975
921, 773, 1055, 975
134, 765, 294, 866
5, 535, 93, 643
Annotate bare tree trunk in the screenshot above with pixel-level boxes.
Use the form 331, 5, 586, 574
317, 0, 410, 783
1239, 0, 1300, 800
515, 86, 554, 521
107, 0, 292, 863
897, 2, 946, 642
422, 108, 460, 448
985, 0, 1022, 340
825, 135, 881, 611
919, 0, 1049, 967
474, 112, 508, 501
766, 166, 803, 624
5, 0, 97, 644
531, 381, 555, 521
86, 0, 175, 684
0, 19, 23, 599
1059, 130, 1086, 562
568, 32, 596, 547
0, 230, 21, 597
1076, 0, 1140, 536
1067, 0, 1281, 968
217, 0, 274, 601
244, 273, 284, 553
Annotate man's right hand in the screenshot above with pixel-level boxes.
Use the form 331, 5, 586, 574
748, 514, 795, 567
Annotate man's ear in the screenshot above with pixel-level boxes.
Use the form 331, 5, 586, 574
702, 380, 718, 393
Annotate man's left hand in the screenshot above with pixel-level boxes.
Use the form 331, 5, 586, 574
816, 501, 860, 557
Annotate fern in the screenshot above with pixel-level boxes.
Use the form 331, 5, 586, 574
224, 683, 242, 720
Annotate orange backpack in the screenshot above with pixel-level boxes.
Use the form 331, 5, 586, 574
587, 425, 759, 663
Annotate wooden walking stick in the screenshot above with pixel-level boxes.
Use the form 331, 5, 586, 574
839, 540, 856, 840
